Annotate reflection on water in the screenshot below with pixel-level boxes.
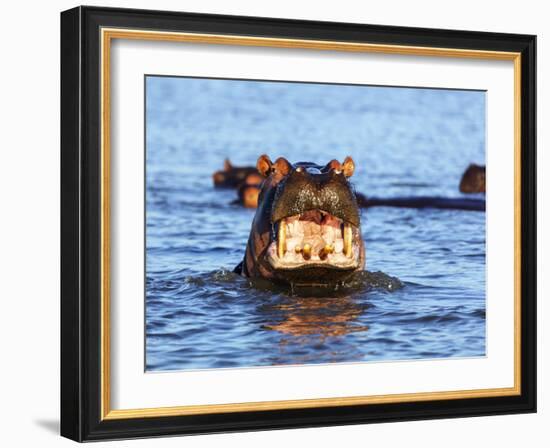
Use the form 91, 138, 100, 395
258, 272, 401, 340
145, 77, 486, 371
262, 296, 369, 338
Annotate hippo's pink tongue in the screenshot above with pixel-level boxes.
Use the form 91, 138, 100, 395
299, 209, 323, 224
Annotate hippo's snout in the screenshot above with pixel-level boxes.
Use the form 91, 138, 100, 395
271, 168, 361, 227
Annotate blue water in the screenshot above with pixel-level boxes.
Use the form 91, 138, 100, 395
145, 76, 486, 371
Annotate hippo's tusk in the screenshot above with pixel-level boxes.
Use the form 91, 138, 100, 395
302, 243, 312, 260
277, 219, 286, 258
343, 224, 353, 257
319, 244, 334, 260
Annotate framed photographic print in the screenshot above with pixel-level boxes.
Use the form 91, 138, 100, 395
60, 6, 536, 442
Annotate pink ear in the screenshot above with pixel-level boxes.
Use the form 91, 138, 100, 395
342, 156, 355, 177
256, 154, 273, 177
325, 159, 342, 172
273, 157, 292, 176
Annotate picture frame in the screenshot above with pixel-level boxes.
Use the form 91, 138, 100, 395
60, 5, 536, 442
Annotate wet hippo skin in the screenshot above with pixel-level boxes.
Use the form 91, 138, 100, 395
212, 158, 259, 188
235, 155, 365, 286
459, 163, 486, 193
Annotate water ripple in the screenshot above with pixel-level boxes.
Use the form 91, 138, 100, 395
145, 78, 486, 371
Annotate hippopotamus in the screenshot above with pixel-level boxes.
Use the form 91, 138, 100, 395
459, 163, 486, 193
232, 171, 264, 208
355, 192, 485, 211
230, 175, 486, 211
236, 181, 262, 208
235, 155, 365, 285
212, 159, 259, 188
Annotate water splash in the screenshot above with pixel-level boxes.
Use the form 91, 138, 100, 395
183, 268, 404, 298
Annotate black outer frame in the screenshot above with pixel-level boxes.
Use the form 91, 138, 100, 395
60, 5, 537, 442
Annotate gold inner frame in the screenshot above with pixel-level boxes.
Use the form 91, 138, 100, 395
100, 27, 522, 420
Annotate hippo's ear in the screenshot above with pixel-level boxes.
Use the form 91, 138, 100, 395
257, 155, 292, 177
342, 156, 355, 177
257, 155, 273, 177
273, 157, 292, 177
324, 159, 342, 173
223, 158, 233, 171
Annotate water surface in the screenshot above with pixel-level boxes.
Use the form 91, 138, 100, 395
145, 77, 486, 371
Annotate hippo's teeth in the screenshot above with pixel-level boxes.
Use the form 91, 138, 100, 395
343, 224, 353, 257
302, 243, 312, 260
277, 219, 286, 258
319, 244, 334, 260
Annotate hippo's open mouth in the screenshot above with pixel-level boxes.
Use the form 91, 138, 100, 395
266, 209, 362, 271
237, 155, 365, 284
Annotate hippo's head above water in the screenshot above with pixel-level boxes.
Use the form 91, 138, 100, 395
237, 155, 365, 285
212, 159, 259, 188
459, 163, 486, 194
